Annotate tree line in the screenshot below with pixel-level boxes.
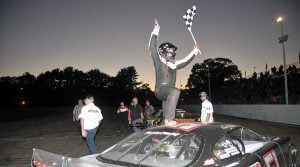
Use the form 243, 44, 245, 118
0, 66, 156, 107
183, 58, 300, 104
0, 58, 299, 107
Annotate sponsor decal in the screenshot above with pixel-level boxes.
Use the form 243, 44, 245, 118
168, 123, 207, 132
224, 162, 239, 167
249, 162, 262, 167
224, 147, 240, 156
87, 109, 99, 113
145, 131, 180, 136
262, 149, 279, 167
220, 153, 230, 159
203, 158, 215, 166
217, 140, 241, 159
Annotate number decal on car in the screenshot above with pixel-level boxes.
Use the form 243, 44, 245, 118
262, 149, 279, 167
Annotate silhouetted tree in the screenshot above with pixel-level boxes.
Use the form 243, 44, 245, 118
287, 65, 300, 103
1, 61, 299, 106
134, 83, 158, 106
0, 76, 19, 106
86, 69, 111, 89
186, 58, 241, 103
112, 66, 141, 103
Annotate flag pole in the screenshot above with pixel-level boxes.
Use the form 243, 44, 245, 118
189, 29, 197, 44
189, 29, 202, 54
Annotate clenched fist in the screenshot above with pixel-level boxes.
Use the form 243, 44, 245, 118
152, 19, 160, 36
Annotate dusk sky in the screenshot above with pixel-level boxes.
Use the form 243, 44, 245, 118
1, 0, 299, 89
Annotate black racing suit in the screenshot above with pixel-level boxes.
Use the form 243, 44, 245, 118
148, 33, 197, 120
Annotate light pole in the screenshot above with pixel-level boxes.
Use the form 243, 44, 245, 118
277, 16, 289, 104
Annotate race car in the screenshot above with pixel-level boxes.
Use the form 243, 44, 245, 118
32, 122, 299, 167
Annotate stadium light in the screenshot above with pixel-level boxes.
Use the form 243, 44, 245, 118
276, 16, 289, 104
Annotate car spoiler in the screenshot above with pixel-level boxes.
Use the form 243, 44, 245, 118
31, 148, 102, 167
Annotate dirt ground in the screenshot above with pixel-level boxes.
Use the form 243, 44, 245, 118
0, 107, 299, 167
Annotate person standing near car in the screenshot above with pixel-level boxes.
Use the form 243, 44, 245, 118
200, 92, 214, 123
117, 101, 129, 135
79, 95, 103, 154
73, 98, 84, 122
128, 97, 144, 132
144, 100, 155, 126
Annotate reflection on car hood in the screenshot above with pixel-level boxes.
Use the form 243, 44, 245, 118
79, 154, 101, 165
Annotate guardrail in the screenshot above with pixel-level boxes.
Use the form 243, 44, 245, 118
179, 105, 300, 126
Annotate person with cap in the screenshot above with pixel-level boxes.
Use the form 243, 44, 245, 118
148, 19, 201, 126
79, 95, 103, 154
199, 91, 214, 123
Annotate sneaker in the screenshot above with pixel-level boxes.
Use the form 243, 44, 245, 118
164, 119, 177, 126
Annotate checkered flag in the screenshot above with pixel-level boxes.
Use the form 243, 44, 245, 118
183, 5, 197, 44
183, 5, 196, 31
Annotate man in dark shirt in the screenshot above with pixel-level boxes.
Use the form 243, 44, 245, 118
148, 19, 201, 125
128, 97, 144, 132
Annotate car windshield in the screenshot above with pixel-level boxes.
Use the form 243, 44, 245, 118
98, 131, 204, 167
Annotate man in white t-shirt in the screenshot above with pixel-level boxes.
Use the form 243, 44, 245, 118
200, 92, 214, 123
78, 95, 103, 154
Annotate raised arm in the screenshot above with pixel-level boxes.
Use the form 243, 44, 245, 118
148, 19, 160, 59
176, 45, 201, 69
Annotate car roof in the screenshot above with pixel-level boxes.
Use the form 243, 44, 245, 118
145, 122, 242, 139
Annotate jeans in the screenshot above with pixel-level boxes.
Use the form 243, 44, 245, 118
132, 119, 141, 132
86, 128, 97, 154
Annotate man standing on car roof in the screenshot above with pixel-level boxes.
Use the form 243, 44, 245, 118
200, 91, 214, 123
79, 95, 103, 154
148, 19, 201, 126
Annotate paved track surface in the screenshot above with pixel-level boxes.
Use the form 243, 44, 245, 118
0, 107, 299, 166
